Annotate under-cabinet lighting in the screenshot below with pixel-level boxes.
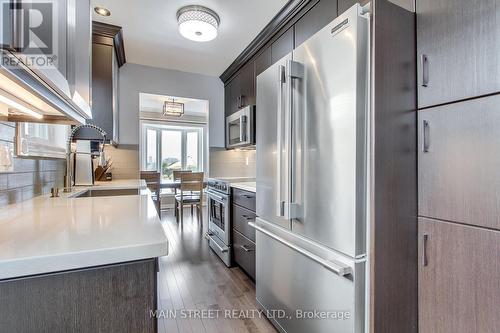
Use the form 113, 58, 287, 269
0, 92, 43, 119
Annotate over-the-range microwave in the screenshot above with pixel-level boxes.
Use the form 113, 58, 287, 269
225, 105, 255, 149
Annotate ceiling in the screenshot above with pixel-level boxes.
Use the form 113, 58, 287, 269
91, 0, 288, 77
139, 93, 208, 117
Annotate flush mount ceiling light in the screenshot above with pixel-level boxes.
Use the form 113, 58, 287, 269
94, 6, 111, 17
163, 99, 185, 117
176, 5, 220, 42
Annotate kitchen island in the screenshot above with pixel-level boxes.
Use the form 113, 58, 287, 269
0, 179, 168, 333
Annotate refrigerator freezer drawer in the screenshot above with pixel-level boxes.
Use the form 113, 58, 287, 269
255, 219, 365, 333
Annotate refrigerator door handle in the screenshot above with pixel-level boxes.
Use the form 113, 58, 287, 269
250, 222, 353, 277
286, 60, 304, 219
276, 64, 286, 217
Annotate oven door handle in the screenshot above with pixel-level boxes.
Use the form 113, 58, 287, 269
205, 232, 229, 253
207, 191, 226, 203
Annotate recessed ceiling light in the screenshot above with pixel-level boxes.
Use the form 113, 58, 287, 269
177, 5, 220, 42
94, 6, 111, 17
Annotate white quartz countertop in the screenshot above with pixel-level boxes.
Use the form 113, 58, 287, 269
0, 179, 168, 280
231, 182, 256, 193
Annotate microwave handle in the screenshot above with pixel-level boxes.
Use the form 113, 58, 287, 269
240, 115, 247, 142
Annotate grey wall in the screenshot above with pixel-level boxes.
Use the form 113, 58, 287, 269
0, 122, 65, 207
118, 63, 224, 147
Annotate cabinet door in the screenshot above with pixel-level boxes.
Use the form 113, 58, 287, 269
224, 82, 232, 117
75, 41, 114, 141
295, 0, 337, 47
90, 42, 113, 139
239, 61, 255, 107
224, 74, 241, 117
232, 230, 255, 280
417, 0, 500, 108
418, 95, 500, 230
418, 218, 500, 333
254, 46, 272, 78
271, 27, 293, 65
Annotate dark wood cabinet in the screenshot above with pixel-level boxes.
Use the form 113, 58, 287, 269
254, 46, 272, 78
271, 27, 294, 64
240, 61, 255, 107
417, 0, 500, 108
418, 95, 500, 231
231, 187, 256, 280
294, 0, 337, 47
418, 218, 500, 333
232, 229, 256, 280
74, 23, 124, 143
232, 203, 256, 242
0, 259, 158, 333
224, 61, 255, 117
232, 188, 256, 211
224, 74, 241, 117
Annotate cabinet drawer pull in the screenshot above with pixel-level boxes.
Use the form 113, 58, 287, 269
241, 245, 253, 252
423, 120, 430, 153
422, 234, 429, 267
241, 215, 255, 221
421, 54, 429, 87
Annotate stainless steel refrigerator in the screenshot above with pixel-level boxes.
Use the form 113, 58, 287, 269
254, 4, 369, 333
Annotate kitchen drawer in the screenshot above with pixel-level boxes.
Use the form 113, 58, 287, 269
232, 204, 256, 242
232, 230, 255, 280
418, 95, 500, 230
232, 188, 256, 211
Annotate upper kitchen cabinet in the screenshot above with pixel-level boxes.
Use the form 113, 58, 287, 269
224, 73, 240, 117
240, 61, 255, 107
0, 0, 92, 124
224, 61, 255, 117
271, 27, 293, 65
294, 0, 337, 47
74, 22, 125, 143
417, 0, 500, 108
254, 46, 272, 78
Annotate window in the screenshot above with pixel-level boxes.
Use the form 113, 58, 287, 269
141, 123, 204, 181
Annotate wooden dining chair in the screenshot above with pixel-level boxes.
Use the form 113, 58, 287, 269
172, 170, 192, 217
175, 172, 204, 226
140, 171, 161, 218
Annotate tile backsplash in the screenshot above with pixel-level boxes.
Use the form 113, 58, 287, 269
103, 144, 139, 180
0, 122, 65, 207
209, 148, 256, 178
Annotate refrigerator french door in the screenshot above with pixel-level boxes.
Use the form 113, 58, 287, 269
255, 4, 369, 333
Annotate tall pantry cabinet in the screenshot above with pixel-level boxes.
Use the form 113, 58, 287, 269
416, 0, 500, 332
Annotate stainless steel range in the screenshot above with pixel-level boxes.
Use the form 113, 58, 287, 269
205, 178, 232, 266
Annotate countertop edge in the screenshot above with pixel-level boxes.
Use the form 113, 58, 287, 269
231, 183, 256, 193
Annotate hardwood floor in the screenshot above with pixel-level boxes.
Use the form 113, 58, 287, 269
157, 208, 277, 333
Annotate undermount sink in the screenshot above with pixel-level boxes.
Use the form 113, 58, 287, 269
72, 188, 140, 198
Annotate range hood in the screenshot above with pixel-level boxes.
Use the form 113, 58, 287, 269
0, 51, 91, 125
